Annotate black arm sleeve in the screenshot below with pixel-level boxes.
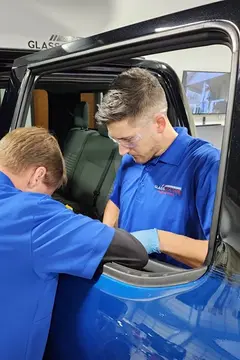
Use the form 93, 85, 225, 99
102, 228, 149, 270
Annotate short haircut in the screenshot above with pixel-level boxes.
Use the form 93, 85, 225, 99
95, 67, 168, 125
0, 127, 67, 189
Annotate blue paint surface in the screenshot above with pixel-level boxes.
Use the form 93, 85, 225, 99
45, 263, 240, 360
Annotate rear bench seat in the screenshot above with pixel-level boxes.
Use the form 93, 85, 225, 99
62, 102, 96, 184
54, 104, 121, 219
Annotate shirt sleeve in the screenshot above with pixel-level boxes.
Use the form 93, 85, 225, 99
195, 159, 220, 239
31, 196, 115, 279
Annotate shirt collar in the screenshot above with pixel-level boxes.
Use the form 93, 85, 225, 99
150, 127, 193, 166
0, 171, 15, 187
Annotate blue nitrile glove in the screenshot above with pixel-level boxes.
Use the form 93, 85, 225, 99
130, 228, 160, 254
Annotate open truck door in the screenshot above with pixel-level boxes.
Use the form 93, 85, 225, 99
1, 1, 240, 359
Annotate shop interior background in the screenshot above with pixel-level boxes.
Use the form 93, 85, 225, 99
0, 0, 226, 148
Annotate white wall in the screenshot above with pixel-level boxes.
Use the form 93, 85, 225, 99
0, 0, 222, 49
146, 46, 231, 79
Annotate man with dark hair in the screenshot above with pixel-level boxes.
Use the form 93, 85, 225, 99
96, 67, 220, 269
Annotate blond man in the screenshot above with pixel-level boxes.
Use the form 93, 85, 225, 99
0, 127, 147, 360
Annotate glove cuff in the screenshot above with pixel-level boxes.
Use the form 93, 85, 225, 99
151, 228, 160, 253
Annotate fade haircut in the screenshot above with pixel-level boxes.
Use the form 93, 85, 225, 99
0, 127, 67, 189
95, 67, 168, 125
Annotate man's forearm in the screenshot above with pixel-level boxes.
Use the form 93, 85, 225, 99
158, 230, 208, 268
102, 200, 119, 227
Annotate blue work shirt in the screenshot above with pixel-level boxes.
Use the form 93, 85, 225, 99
0, 171, 114, 360
110, 127, 220, 267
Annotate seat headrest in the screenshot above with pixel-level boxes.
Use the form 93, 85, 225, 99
74, 102, 89, 129
97, 123, 109, 137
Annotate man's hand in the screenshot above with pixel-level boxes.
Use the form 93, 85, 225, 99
131, 229, 208, 268
130, 229, 161, 254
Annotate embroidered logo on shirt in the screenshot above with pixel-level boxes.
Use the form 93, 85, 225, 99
155, 184, 182, 196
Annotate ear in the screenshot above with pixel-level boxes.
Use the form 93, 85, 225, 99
28, 166, 47, 189
154, 113, 166, 134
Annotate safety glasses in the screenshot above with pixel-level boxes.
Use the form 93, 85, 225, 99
109, 133, 143, 149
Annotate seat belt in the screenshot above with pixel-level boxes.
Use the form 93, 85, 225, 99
92, 146, 117, 218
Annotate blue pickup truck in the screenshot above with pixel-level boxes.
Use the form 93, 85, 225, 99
0, 1, 240, 359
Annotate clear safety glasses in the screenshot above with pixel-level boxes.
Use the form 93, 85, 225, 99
108, 133, 143, 149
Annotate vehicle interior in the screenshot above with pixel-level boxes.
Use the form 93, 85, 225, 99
0, 59, 190, 221
0, 57, 208, 286
35, 60, 194, 222
0, 50, 228, 286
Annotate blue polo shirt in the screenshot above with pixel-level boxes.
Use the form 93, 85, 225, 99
0, 171, 114, 360
110, 127, 220, 267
